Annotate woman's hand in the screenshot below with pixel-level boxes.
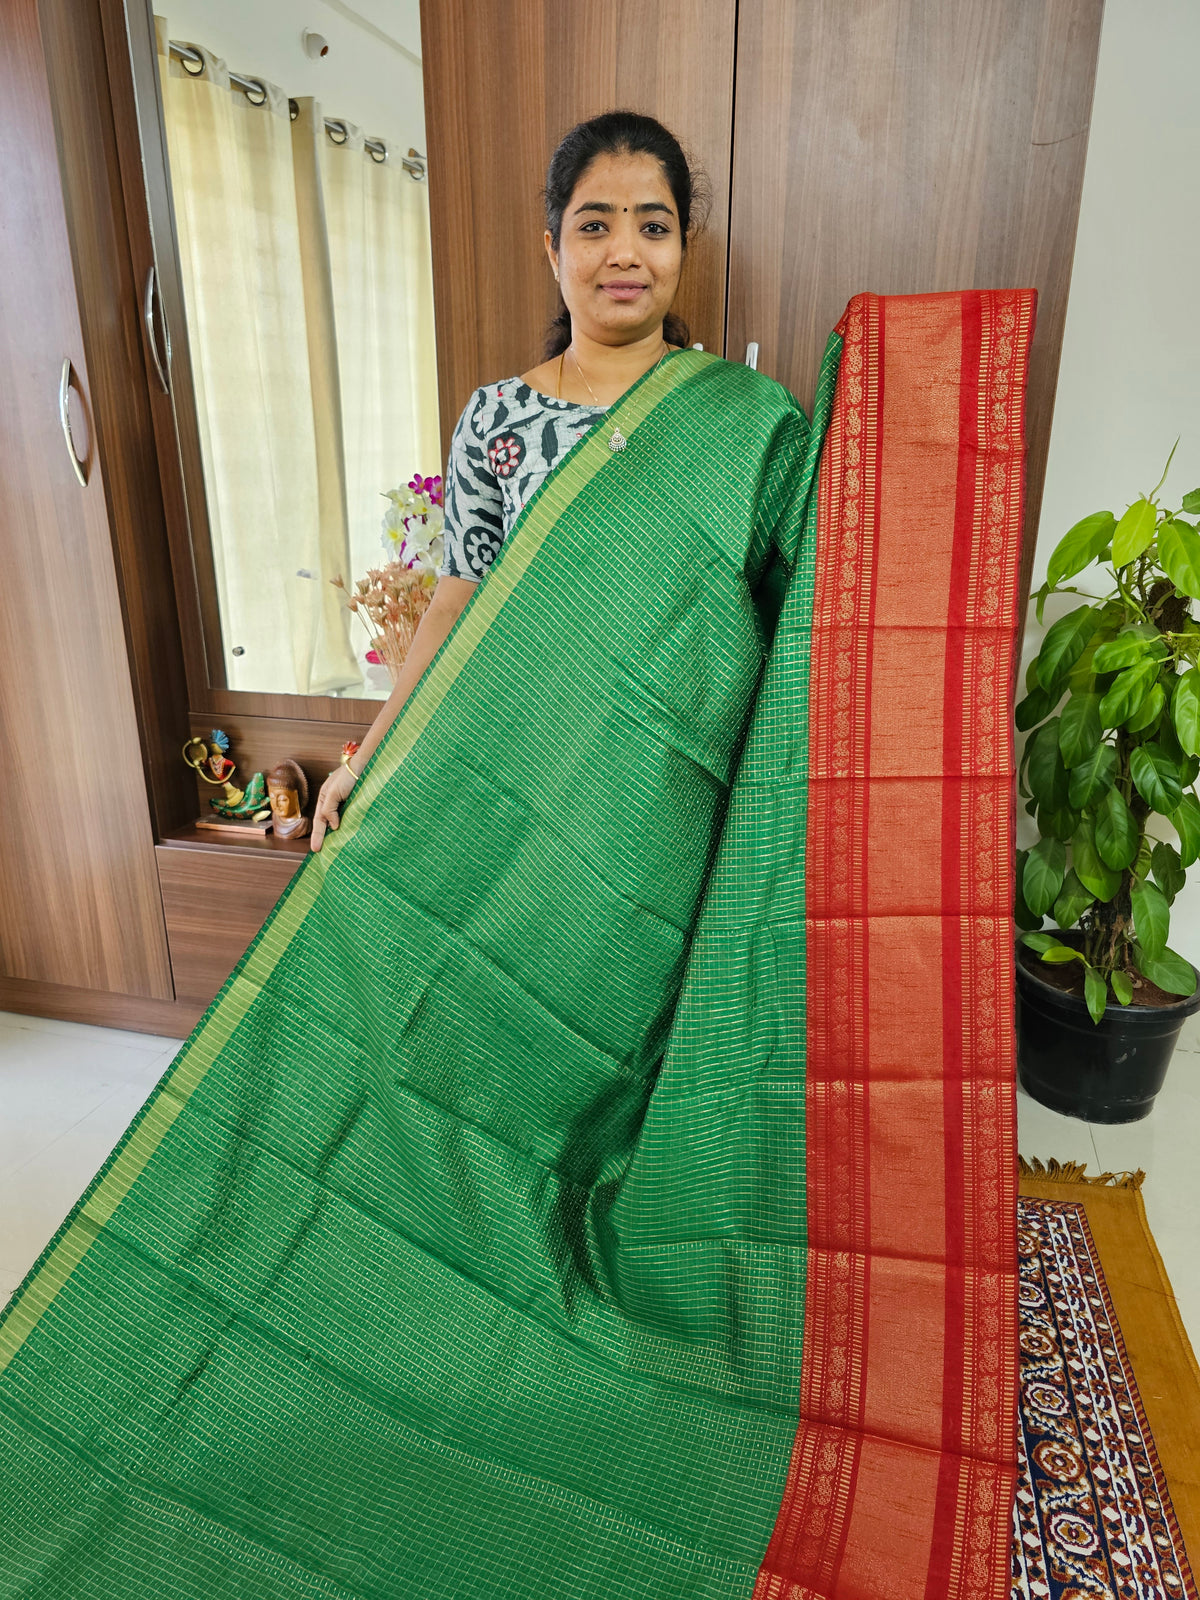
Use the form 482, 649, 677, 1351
310, 763, 359, 851
307, 577, 475, 854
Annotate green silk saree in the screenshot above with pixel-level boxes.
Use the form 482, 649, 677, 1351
0, 291, 1034, 1599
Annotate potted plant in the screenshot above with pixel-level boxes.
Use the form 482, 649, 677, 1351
1015, 450, 1200, 1122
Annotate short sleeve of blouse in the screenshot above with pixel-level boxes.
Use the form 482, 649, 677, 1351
438, 391, 505, 582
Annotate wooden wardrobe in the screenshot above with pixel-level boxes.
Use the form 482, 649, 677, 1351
0, 0, 1104, 1035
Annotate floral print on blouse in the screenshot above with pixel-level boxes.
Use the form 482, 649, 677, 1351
438, 378, 608, 582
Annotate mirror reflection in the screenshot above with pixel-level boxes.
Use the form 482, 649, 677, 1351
155, 0, 439, 699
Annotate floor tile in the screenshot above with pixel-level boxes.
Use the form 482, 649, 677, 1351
1016, 1083, 1101, 1170
0, 1077, 155, 1278
0, 1008, 181, 1057
0, 1028, 163, 1179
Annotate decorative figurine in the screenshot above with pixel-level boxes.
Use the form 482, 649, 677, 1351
265, 759, 311, 840
182, 728, 272, 832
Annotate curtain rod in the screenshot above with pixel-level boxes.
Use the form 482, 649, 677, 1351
168, 40, 427, 181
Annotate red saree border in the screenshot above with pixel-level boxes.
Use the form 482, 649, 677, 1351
755, 289, 1036, 1600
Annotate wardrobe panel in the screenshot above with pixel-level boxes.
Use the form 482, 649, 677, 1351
421, 0, 737, 455
157, 845, 301, 1008
727, 0, 1104, 614
0, 0, 173, 999
39, 0, 193, 841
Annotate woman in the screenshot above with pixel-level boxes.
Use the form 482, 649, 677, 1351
0, 111, 1030, 1600
310, 110, 777, 849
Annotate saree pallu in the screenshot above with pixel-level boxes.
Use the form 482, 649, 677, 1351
0, 290, 1034, 1600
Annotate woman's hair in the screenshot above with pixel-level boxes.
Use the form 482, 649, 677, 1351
541, 110, 709, 359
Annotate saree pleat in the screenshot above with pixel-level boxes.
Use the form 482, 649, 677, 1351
0, 292, 1032, 1600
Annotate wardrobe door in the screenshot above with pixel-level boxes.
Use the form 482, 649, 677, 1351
421, 0, 737, 452
0, 0, 173, 998
727, 0, 1104, 607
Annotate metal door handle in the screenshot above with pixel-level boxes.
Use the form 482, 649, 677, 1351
744, 341, 760, 371
143, 264, 171, 393
58, 359, 88, 487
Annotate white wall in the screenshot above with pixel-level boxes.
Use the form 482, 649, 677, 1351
158, 0, 425, 155
1021, 0, 1200, 959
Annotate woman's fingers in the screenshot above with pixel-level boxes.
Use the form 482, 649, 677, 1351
309, 781, 340, 851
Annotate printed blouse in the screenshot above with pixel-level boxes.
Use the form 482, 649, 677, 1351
437, 378, 609, 582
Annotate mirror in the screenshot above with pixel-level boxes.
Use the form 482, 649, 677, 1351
153, 1, 439, 700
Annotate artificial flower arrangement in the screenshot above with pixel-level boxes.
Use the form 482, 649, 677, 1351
332, 474, 444, 684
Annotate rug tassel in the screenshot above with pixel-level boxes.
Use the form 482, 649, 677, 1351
1019, 1155, 1146, 1191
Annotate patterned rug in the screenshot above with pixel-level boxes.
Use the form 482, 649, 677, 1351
1013, 1196, 1196, 1600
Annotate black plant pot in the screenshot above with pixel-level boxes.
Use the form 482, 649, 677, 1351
1016, 946, 1200, 1124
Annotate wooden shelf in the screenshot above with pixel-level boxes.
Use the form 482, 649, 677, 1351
160, 822, 313, 858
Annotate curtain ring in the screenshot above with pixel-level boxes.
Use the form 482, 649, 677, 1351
326, 120, 348, 146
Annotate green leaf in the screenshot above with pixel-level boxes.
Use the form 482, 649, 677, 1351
1027, 719, 1071, 810
1037, 607, 1099, 695
1171, 793, 1200, 867
1134, 942, 1197, 998
1181, 488, 1200, 516
1042, 945, 1084, 965
1021, 931, 1062, 954
1053, 868, 1094, 929
1098, 659, 1159, 727
1129, 742, 1184, 814
1072, 817, 1121, 901
1094, 785, 1139, 870
1046, 511, 1117, 588
1110, 498, 1158, 568
1023, 836, 1066, 917
1083, 965, 1108, 1024
1111, 969, 1134, 1006
1157, 517, 1200, 599
1151, 841, 1186, 905
1058, 692, 1102, 767
1125, 681, 1166, 734
1014, 849, 1044, 931
1067, 632, 1116, 694
1015, 685, 1056, 732
1151, 439, 1180, 500
1131, 877, 1170, 958
1133, 833, 1154, 880
1158, 702, 1186, 762
1091, 630, 1163, 673
1173, 666, 1200, 755
1038, 805, 1081, 842
1067, 741, 1117, 809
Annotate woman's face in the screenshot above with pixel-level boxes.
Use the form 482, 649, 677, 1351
546, 151, 683, 347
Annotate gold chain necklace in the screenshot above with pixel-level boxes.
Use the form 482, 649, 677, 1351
556, 340, 670, 452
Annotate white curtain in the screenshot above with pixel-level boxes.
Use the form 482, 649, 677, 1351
155, 20, 439, 697
316, 113, 441, 616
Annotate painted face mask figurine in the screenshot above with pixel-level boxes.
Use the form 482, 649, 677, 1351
265, 758, 311, 839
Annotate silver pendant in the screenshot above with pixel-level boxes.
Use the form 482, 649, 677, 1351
609, 428, 627, 452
